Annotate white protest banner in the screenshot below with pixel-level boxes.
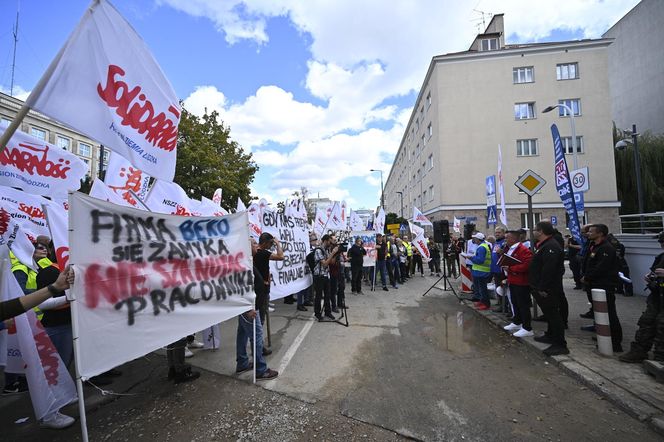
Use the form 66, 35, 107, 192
0, 122, 87, 197
212, 188, 223, 206
261, 209, 312, 300
25, 0, 180, 181
0, 185, 50, 239
350, 231, 377, 267
413, 206, 432, 226
0, 206, 36, 268
43, 200, 70, 270
104, 151, 151, 207
90, 178, 134, 207
349, 211, 364, 232
144, 179, 193, 215
68, 192, 254, 378
374, 208, 386, 233
0, 246, 77, 420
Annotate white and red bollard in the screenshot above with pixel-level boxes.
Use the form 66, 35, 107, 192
591, 288, 613, 356
461, 257, 473, 294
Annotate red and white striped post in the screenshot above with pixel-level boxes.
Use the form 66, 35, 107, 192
460, 256, 473, 293
591, 288, 613, 356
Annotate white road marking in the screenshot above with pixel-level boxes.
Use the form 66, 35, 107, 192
263, 319, 315, 389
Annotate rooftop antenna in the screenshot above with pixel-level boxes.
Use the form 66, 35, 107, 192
471, 9, 492, 33
10, 2, 20, 96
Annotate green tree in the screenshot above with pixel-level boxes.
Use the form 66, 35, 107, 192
614, 129, 664, 214
174, 108, 257, 208
385, 212, 407, 227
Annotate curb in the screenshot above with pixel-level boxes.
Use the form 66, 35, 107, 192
456, 295, 664, 436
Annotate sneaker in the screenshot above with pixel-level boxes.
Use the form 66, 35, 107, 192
534, 334, 555, 344
268, 307, 275, 313
39, 411, 75, 429
269, 302, 276, 308
513, 328, 534, 338
392, 285, 399, 289
187, 340, 204, 349
184, 348, 194, 358
324, 313, 336, 320
503, 323, 521, 331
174, 367, 200, 384
2, 380, 28, 395
235, 362, 254, 374
256, 368, 278, 380
383, 287, 389, 291
296, 305, 308, 311
476, 304, 489, 311
619, 350, 647, 363
580, 310, 594, 319
542, 344, 570, 356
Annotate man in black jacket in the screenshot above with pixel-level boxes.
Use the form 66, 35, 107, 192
348, 237, 366, 294
581, 224, 623, 352
529, 221, 568, 356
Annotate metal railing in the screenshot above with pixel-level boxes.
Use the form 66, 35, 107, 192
619, 212, 664, 234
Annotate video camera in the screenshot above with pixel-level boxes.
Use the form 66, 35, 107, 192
337, 242, 348, 253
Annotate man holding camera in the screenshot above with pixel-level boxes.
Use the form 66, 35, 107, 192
313, 234, 341, 321
620, 232, 664, 363
253, 233, 284, 355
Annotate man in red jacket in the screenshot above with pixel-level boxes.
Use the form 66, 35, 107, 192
501, 230, 535, 337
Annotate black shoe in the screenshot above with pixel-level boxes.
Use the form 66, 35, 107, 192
315, 314, 323, 321
543, 344, 570, 356
324, 313, 336, 320
296, 305, 308, 311
580, 325, 595, 332
580, 311, 594, 319
331, 307, 340, 313
534, 334, 555, 344
2, 380, 28, 395
235, 362, 254, 374
262, 347, 272, 356
256, 368, 278, 380
619, 350, 647, 363
303, 301, 314, 306
533, 315, 547, 322
338, 304, 348, 309
383, 287, 389, 291
174, 367, 200, 384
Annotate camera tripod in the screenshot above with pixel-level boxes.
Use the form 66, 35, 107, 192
422, 249, 461, 302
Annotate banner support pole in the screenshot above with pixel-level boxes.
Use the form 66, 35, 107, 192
128, 189, 151, 211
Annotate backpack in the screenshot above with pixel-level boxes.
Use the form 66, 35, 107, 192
306, 247, 322, 273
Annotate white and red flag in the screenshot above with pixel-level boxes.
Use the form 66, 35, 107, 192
236, 197, 247, 213
349, 210, 364, 232
43, 200, 70, 271
212, 188, 223, 206
0, 206, 36, 269
373, 208, 386, 234
103, 151, 151, 208
408, 221, 431, 262
0, 185, 51, 240
144, 180, 193, 216
25, 0, 180, 181
412, 206, 433, 226
0, 122, 87, 197
90, 178, 134, 207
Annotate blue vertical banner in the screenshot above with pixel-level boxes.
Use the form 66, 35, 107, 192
550, 124, 584, 244
485, 175, 497, 225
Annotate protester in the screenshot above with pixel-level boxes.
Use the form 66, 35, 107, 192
396, 238, 408, 283
375, 234, 390, 291
501, 230, 534, 337
412, 245, 425, 277
403, 235, 413, 276
328, 235, 347, 311
348, 237, 366, 294
565, 234, 583, 289
388, 235, 401, 287
619, 232, 664, 363
235, 308, 278, 380
465, 232, 492, 310
428, 238, 441, 277
313, 234, 340, 320
578, 224, 594, 318
491, 226, 508, 312
581, 224, 623, 352
0, 267, 71, 321
252, 233, 284, 354
529, 221, 568, 356
608, 233, 634, 297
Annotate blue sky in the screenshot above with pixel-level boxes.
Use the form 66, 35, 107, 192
0, 0, 639, 211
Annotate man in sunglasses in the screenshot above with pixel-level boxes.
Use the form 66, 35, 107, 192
619, 232, 664, 363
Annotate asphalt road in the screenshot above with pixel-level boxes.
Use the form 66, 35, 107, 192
2, 273, 661, 441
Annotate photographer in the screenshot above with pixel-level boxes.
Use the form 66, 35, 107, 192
348, 237, 367, 294
252, 233, 284, 354
313, 234, 340, 321
329, 235, 348, 312
620, 232, 664, 363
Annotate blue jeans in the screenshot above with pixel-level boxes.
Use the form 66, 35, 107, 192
236, 313, 268, 375
376, 260, 388, 288
46, 324, 73, 368
296, 287, 309, 306
390, 257, 401, 286
472, 274, 490, 306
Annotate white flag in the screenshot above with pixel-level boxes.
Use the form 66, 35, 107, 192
236, 197, 247, 212
340, 201, 348, 229
90, 178, 134, 207
0, 122, 88, 197
0, 247, 77, 420
349, 210, 364, 232
498, 144, 508, 227
314, 208, 327, 236
246, 203, 262, 240
103, 151, 151, 207
408, 221, 424, 238
0, 206, 36, 269
144, 180, 193, 215
212, 188, 223, 206
43, 200, 70, 270
327, 202, 345, 231
412, 206, 433, 226
453, 216, 461, 234
25, 0, 180, 181
373, 208, 386, 233
0, 186, 51, 240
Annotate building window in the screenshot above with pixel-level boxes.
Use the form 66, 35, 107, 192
1, 117, 11, 126
421, 134, 426, 147
514, 102, 535, 120
517, 139, 538, 156
423, 190, 427, 204
427, 122, 432, 137
429, 185, 434, 201
420, 106, 424, 118
520, 213, 542, 229
78, 142, 91, 157
556, 62, 578, 80
416, 118, 420, 131
427, 154, 433, 170
480, 38, 498, 51
513, 66, 534, 84
416, 169, 421, 181
31, 127, 47, 141
562, 136, 584, 154
57, 136, 70, 151
558, 99, 581, 117
426, 92, 432, 109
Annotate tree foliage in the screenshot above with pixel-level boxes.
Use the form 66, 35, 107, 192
385, 212, 407, 227
174, 108, 257, 208
614, 129, 664, 214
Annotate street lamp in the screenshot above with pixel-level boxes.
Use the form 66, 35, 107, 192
542, 103, 579, 170
615, 124, 644, 233
370, 169, 384, 208
395, 191, 404, 218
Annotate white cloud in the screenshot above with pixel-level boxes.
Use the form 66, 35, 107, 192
0, 85, 31, 102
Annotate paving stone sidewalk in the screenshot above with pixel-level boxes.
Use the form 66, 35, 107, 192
450, 272, 664, 436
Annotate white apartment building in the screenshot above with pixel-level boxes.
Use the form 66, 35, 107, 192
1, 92, 106, 177
384, 14, 620, 234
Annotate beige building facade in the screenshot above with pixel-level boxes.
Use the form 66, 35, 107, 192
1, 92, 106, 177
384, 15, 620, 235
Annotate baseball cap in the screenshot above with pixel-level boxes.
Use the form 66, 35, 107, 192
471, 232, 485, 240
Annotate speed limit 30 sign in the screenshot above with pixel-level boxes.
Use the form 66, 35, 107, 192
570, 167, 589, 193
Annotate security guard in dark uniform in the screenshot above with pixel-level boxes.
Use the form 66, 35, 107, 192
620, 232, 664, 363
581, 223, 622, 352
